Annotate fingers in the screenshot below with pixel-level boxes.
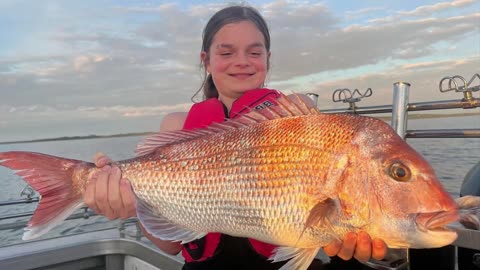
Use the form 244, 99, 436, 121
371, 238, 387, 261
322, 239, 342, 257
107, 166, 123, 219
354, 231, 372, 262
93, 152, 112, 167
119, 178, 137, 219
324, 232, 388, 263
83, 161, 136, 220
336, 232, 357, 260
84, 170, 100, 213
95, 166, 115, 218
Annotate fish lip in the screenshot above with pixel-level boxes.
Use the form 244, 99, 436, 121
416, 210, 459, 232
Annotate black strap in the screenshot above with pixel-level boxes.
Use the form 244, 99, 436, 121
183, 235, 288, 270
183, 237, 207, 261
222, 102, 230, 119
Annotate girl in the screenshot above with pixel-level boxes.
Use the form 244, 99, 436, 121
85, 5, 387, 269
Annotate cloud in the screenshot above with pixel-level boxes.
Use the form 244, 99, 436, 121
370, 0, 477, 23
398, 0, 477, 16
345, 7, 385, 20
117, 103, 193, 117
114, 3, 179, 13
399, 60, 466, 70
0, 0, 479, 141
73, 54, 109, 72
0, 103, 192, 118
271, 11, 479, 79
0, 101, 194, 141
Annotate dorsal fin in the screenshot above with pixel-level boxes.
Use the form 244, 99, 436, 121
135, 94, 319, 157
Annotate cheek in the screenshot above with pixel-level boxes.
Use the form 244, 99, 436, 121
253, 58, 268, 72
209, 58, 229, 73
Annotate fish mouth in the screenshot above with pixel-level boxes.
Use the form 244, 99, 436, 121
416, 210, 459, 232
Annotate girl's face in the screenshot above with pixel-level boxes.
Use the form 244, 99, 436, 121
202, 21, 270, 101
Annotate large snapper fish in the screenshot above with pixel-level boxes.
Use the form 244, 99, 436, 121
0, 95, 459, 270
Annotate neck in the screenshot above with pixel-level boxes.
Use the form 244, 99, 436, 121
218, 94, 240, 113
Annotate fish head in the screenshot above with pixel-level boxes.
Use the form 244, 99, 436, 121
341, 117, 459, 248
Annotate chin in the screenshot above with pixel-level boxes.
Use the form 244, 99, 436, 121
232, 86, 261, 93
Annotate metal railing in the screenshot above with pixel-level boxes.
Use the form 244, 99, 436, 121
307, 73, 480, 140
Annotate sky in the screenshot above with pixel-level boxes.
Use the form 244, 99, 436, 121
0, 0, 479, 142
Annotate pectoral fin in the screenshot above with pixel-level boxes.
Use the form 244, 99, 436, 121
270, 246, 321, 270
305, 198, 338, 229
296, 198, 339, 245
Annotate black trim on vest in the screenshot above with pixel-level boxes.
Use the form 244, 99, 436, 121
182, 235, 288, 270
183, 237, 207, 261
222, 102, 229, 119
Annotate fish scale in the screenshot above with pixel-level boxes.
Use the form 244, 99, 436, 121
124, 147, 324, 245
116, 115, 377, 247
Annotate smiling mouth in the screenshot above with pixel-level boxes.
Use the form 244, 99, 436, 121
230, 73, 254, 79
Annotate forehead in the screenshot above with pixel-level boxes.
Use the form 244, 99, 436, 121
211, 21, 266, 48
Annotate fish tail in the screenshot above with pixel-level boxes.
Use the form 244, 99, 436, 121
0, 151, 93, 240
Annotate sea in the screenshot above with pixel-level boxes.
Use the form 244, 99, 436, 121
0, 115, 478, 247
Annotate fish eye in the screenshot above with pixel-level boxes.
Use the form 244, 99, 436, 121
389, 162, 411, 182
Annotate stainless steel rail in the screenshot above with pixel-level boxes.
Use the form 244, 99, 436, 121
407, 129, 480, 138
0, 198, 39, 206
316, 77, 480, 141
0, 209, 98, 231
322, 98, 480, 115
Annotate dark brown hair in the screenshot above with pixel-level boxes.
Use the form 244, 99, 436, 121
193, 5, 271, 101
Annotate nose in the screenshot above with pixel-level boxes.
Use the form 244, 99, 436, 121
234, 52, 250, 67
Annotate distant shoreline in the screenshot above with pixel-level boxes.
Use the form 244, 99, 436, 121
0, 131, 156, 145
0, 111, 478, 145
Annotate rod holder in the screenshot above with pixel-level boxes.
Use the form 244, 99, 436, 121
392, 82, 411, 139
306, 93, 319, 106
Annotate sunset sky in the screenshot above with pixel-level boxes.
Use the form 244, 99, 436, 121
1, 0, 479, 142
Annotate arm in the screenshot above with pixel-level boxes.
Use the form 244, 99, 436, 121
84, 112, 188, 255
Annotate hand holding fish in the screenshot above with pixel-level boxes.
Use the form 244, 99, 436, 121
83, 152, 136, 220
455, 195, 480, 230
323, 231, 387, 262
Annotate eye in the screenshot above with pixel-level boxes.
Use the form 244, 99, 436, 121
389, 162, 411, 182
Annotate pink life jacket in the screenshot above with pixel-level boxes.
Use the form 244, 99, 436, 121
181, 88, 282, 262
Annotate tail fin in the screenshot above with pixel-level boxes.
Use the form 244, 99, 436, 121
0, 151, 92, 240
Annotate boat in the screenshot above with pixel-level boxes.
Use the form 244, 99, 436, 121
0, 74, 479, 270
